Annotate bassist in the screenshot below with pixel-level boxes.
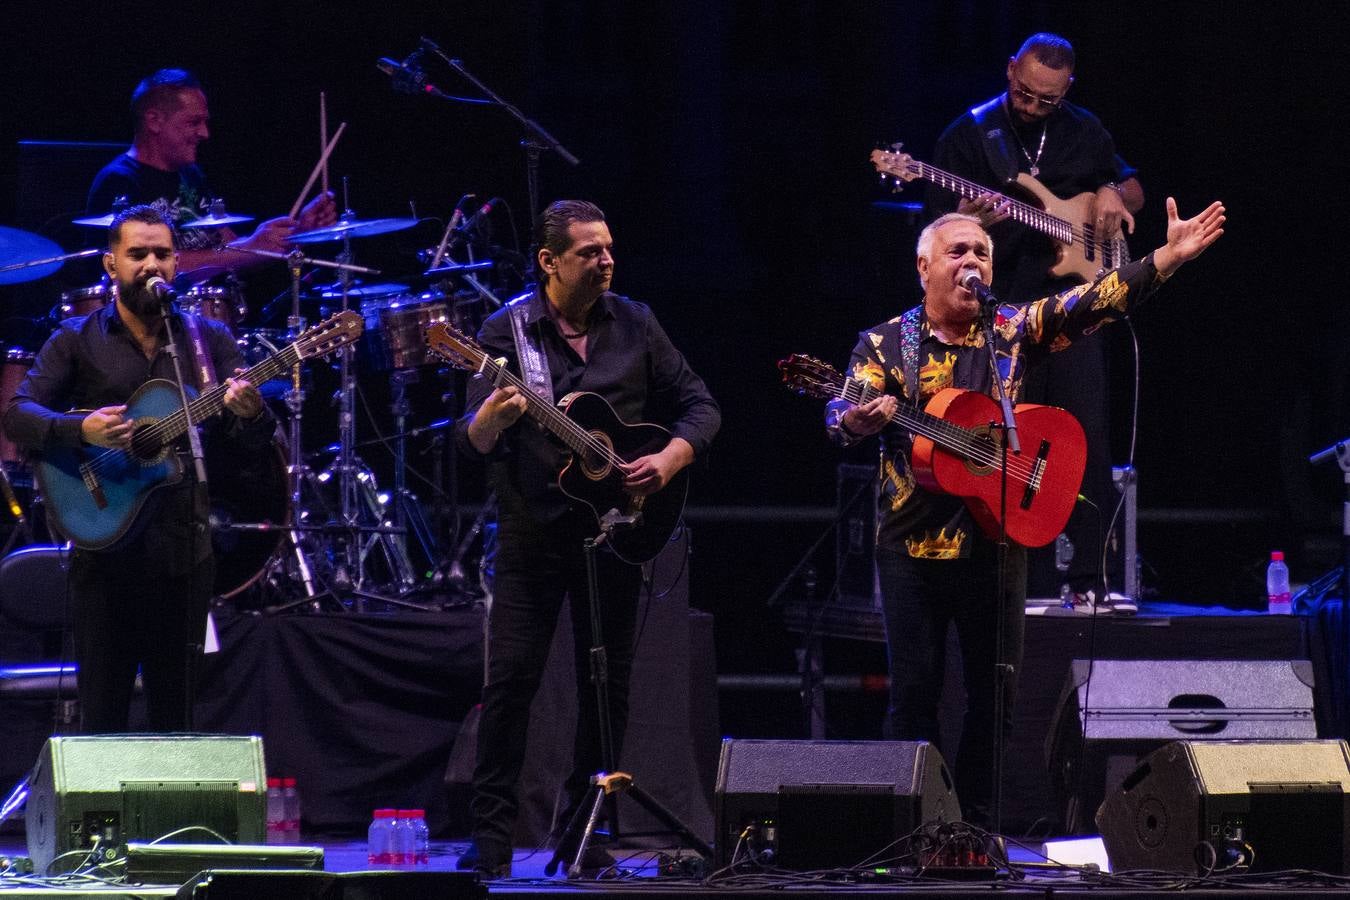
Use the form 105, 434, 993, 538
3, 206, 271, 733
827, 203, 1223, 826
452, 200, 719, 877
927, 33, 1144, 609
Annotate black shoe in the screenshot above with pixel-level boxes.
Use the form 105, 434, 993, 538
455, 841, 512, 878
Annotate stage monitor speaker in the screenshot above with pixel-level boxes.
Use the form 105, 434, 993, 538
1046, 659, 1316, 833
1097, 739, 1350, 874
25, 735, 266, 874
714, 739, 960, 870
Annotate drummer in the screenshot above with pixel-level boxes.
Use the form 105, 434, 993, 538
87, 69, 337, 280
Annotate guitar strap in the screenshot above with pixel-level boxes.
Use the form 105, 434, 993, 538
898, 305, 922, 407
507, 292, 554, 404
970, 96, 1019, 186
179, 311, 217, 390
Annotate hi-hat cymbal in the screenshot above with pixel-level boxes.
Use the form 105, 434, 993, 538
0, 226, 66, 285
181, 212, 255, 228
288, 217, 419, 244
72, 213, 115, 227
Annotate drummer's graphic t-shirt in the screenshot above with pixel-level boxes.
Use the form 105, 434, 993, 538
87, 153, 221, 251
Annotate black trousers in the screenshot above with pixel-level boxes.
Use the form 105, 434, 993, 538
877, 538, 1026, 825
469, 508, 642, 859
69, 548, 213, 733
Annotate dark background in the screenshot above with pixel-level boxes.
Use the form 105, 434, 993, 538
2, 2, 1347, 740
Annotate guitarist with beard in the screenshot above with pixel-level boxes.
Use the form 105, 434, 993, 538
827, 203, 1223, 827
3, 205, 271, 733
926, 33, 1145, 612
452, 200, 720, 878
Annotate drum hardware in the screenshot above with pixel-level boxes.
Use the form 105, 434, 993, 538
181, 199, 255, 229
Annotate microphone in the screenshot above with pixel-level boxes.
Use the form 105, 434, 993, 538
455, 197, 502, 236
446, 193, 477, 233
958, 268, 999, 306
145, 275, 177, 302
375, 54, 442, 95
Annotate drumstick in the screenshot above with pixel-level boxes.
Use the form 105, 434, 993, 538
289, 121, 346, 220
320, 92, 329, 195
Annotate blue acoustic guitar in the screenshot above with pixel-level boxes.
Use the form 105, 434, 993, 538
36, 311, 363, 551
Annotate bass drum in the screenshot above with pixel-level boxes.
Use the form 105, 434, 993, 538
209, 433, 289, 600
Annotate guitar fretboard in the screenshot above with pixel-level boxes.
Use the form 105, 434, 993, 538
913, 161, 1074, 246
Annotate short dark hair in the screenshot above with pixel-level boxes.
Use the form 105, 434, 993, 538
534, 200, 606, 281
109, 205, 173, 248
130, 68, 202, 134
1016, 33, 1075, 71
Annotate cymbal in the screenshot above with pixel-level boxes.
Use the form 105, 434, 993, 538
288, 217, 419, 244
72, 213, 115, 227
0, 226, 66, 285
314, 281, 410, 299
181, 212, 254, 228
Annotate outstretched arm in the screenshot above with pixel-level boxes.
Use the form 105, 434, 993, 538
1151, 198, 1226, 277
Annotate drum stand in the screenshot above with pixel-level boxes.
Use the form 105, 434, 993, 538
388, 368, 438, 587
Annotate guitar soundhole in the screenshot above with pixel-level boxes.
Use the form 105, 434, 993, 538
128, 418, 169, 464
581, 431, 615, 480
965, 426, 1001, 476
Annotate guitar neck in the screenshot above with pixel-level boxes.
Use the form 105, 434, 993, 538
475, 356, 592, 454
153, 344, 304, 442
913, 161, 1075, 247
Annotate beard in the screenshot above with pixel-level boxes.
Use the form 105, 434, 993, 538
119, 279, 162, 317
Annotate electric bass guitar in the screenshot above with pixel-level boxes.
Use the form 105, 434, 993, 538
778, 354, 1085, 548
870, 144, 1130, 282
37, 311, 364, 551
425, 321, 686, 564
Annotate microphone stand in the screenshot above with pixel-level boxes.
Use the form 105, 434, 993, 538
418, 37, 580, 228
1310, 436, 1350, 732
975, 285, 1018, 836
158, 296, 207, 730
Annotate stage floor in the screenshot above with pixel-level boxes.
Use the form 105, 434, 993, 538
4, 835, 1350, 897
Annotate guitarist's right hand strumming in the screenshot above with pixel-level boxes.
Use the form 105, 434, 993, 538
81, 405, 132, 450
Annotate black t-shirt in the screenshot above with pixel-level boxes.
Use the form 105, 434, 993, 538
925, 96, 1122, 303
87, 153, 222, 251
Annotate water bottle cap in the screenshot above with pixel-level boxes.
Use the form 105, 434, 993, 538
396, 809, 415, 817
267, 777, 282, 788
282, 777, 297, 787
1271, 550, 1285, 561
374, 808, 398, 818
408, 809, 425, 817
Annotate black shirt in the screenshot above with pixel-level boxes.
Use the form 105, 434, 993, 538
87, 153, 222, 252
454, 288, 721, 526
3, 303, 274, 566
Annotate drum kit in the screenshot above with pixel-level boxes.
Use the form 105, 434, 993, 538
0, 196, 514, 610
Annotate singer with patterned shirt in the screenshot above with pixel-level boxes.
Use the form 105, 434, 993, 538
824, 201, 1224, 826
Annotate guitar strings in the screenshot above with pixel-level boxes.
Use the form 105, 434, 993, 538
841, 378, 1042, 489
78, 332, 327, 480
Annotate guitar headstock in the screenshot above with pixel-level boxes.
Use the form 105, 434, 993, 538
294, 310, 364, 360
778, 354, 846, 401
870, 143, 919, 189
425, 321, 488, 372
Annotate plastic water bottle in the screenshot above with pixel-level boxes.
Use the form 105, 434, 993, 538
392, 810, 417, 866
407, 809, 429, 865
265, 777, 285, 845
1267, 551, 1293, 614
281, 777, 301, 845
367, 809, 396, 866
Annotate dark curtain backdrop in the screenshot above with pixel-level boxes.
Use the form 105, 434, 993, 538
2, 3, 1348, 732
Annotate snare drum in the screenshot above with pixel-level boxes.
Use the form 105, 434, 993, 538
59, 282, 113, 319
1, 349, 34, 465
361, 292, 452, 371
182, 282, 247, 334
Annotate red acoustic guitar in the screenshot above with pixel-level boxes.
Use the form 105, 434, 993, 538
779, 354, 1086, 548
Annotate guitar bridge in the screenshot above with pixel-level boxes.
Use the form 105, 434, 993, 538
78, 460, 108, 510
1021, 439, 1051, 510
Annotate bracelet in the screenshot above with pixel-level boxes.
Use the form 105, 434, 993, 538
1102, 182, 1124, 197
838, 416, 862, 440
